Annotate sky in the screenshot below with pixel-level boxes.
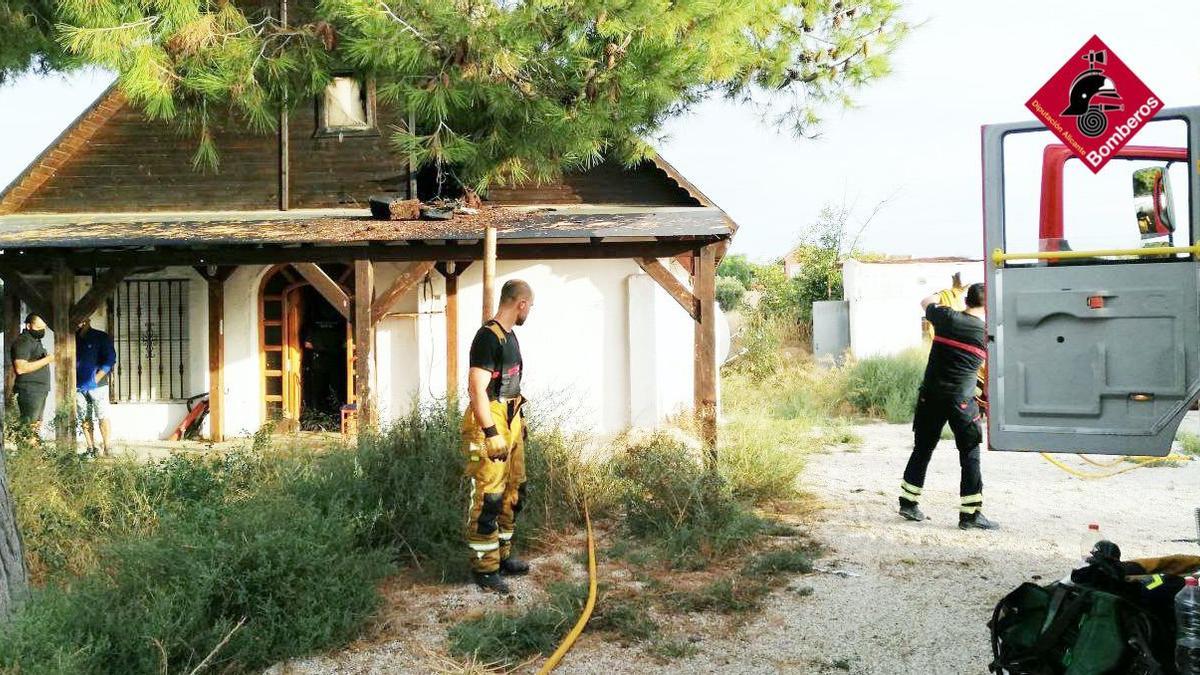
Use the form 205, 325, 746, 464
2, 0, 1199, 262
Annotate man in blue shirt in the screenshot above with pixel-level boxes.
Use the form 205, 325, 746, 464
75, 318, 117, 456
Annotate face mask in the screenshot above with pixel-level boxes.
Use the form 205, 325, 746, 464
29, 329, 45, 339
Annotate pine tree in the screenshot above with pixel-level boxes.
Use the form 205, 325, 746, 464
2, 0, 907, 191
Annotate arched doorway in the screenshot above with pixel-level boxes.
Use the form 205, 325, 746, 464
259, 264, 354, 431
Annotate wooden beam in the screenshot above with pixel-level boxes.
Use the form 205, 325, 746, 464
3, 286, 18, 407
51, 262, 76, 448
371, 260, 434, 325
482, 226, 497, 322
69, 267, 130, 326
435, 261, 469, 403
0, 239, 720, 269
636, 258, 698, 321
0, 270, 51, 323
291, 263, 350, 319
694, 244, 718, 462
206, 274, 227, 442
353, 259, 375, 427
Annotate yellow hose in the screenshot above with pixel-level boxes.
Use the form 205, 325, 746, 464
536, 500, 597, 674
1039, 452, 1191, 480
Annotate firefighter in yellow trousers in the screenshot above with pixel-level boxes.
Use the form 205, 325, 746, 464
462, 280, 534, 594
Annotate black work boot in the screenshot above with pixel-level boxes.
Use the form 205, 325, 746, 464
959, 511, 1000, 531
898, 498, 928, 522
473, 571, 512, 594
500, 556, 531, 576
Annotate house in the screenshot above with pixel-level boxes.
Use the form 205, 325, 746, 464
841, 257, 983, 358
0, 80, 734, 448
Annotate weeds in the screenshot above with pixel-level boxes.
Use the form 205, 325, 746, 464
743, 543, 821, 577
447, 582, 586, 666
1178, 431, 1200, 456
842, 348, 927, 423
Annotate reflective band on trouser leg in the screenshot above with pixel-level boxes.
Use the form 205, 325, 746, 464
960, 493, 983, 515
900, 481, 923, 502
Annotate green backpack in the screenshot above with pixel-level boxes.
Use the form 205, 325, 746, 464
988, 580, 1172, 675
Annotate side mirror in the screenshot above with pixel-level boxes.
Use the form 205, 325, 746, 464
1132, 165, 1176, 239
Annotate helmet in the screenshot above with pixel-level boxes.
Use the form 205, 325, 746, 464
1062, 70, 1121, 116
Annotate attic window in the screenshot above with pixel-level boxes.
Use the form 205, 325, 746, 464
316, 76, 377, 136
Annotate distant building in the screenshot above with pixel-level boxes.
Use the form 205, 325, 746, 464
841, 257, 984, 358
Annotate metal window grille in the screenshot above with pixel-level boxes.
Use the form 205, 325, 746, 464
110, 279, 189, 402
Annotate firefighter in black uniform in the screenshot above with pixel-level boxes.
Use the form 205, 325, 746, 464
898, 283, 999, 530
462, 279, 534, 594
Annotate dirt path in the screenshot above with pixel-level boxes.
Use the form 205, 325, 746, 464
269, 420, 1200, 674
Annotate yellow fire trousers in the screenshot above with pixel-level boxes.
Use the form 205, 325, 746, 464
462, 397, 526, 573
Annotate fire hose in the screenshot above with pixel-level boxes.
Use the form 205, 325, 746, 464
536, 499, 597, 674
1038, 452, 1191, 480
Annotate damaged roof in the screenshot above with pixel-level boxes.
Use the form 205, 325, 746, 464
0, 205, 732, 250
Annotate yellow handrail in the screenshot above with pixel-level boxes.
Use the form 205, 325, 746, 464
992, 245, 1200, 266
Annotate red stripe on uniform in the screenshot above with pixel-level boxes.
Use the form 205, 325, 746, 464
933, 335, 987, 360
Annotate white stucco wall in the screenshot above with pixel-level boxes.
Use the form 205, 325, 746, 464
14, 259, 728, 442
842, 259, 984, 359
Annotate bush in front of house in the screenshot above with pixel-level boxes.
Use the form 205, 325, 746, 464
715, 275, 747, 311
0, 493, 390, 674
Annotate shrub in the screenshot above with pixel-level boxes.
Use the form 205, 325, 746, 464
612, 433, 766, 567
715, 275, 746, 311
727, 309, 785, 381
448, 582, 586, 665
752, 264, 802, 323
0, 494, 391, 674
842, 349, 927, 423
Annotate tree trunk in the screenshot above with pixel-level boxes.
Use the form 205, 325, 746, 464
0, 396, 29, 619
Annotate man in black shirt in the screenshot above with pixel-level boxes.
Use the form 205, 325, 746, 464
899, 283, 999, 530
10, 313, 52, 425
461, 279, 533, 593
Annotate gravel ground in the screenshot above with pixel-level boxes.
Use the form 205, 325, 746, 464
269, 418, 1200, 675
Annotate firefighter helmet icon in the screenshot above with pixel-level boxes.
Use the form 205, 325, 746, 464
1061, 50, 1124, 137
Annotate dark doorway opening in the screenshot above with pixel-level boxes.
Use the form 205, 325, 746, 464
298, 286, 348, 431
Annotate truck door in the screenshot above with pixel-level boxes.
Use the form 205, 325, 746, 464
983, 110, 1200, 455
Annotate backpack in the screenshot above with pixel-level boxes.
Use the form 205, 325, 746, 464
988, 578, 1174, 675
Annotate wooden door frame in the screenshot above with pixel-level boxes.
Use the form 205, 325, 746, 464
258, 264, 355, 430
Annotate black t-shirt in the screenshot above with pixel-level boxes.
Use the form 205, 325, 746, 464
922, 305, 985, 398
11, 330, 50, 391
468, 321, 522, 400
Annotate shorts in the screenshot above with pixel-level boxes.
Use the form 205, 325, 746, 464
76, 386, 111, 422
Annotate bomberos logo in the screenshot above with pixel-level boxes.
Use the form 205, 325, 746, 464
1026, 35, 1162, 173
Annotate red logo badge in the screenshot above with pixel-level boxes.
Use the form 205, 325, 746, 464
1026, 35, 1162, 173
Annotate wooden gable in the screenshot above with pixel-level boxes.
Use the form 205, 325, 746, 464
1, 88, 706, 214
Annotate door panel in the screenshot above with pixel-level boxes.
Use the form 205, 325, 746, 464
990, 263, 1199, 454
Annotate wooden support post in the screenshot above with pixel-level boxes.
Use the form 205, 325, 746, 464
354, 259, 375, 427
205, 271, 231, 442
482, 225, 497, 322
371, 260, 435, 324
693, 244, 718, 462
3, 285, 18, 407
436, 262, 471, 403
51, 262, 76, 448
291, 263, 350, 319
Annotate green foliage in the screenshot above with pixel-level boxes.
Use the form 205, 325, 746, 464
593, 595, 659, 643
1177, 430, 1200, 457
716, 254, 754, 287
751, 263, 803, 323
13, 0, 907, 183
727, 308, 789, 381
660, 577, 771, 613
612, 433, 768, 568
715, 275, 747, 312
842, 348, 927, 423
0, 494, 390, 674
743, 543, 820, 577
448, 582, 586, 666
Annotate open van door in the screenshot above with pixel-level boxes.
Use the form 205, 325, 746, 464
982, 108, 1200, 456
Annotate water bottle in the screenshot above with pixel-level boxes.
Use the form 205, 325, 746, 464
1176, 577, 1200, 674
1080, 523, 1102, 563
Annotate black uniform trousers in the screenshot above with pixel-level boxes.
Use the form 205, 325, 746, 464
900, 390, 984, 513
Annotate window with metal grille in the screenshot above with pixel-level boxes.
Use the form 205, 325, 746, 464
109, 279, 190, 402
